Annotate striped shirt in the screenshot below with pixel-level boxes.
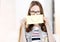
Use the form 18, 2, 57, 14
25, 26, 48, 42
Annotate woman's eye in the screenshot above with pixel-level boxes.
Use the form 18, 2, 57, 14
30, 11, 40, 15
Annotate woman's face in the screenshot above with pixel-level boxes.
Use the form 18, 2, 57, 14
30, 5, 41, 15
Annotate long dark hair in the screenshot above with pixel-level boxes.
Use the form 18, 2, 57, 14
26, 1, 47, 32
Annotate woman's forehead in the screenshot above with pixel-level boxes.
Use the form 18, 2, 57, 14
30, 5, 40, 11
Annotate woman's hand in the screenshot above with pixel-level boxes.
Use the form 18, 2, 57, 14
43, 17, 49, 26
20, 18, 28, 28
20, 18, 26, 26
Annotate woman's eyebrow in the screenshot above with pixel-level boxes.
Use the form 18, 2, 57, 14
31, 11, 40, 12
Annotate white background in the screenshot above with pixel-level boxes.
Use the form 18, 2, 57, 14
0, 0, 60, 42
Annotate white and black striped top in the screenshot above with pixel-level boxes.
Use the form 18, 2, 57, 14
25, 26, 48, 42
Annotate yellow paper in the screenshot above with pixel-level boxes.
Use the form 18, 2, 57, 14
26, 15, 44, 24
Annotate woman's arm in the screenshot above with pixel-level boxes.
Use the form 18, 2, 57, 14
46, 25, 55, 42
18, 25, 22, 42
18, 18, 26, 42
44, 17, 55, 42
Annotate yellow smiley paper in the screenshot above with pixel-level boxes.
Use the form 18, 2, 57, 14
26, 15, 44, 24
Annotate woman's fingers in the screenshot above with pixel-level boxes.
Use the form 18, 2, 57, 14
20, 18, 26, 26
43, 17, 49, 25
20, 18, 28, 28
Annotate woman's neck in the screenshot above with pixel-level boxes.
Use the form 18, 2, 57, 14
34, 24, 40, 27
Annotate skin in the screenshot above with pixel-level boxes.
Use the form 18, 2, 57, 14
30, 5, 41, 27
30, 5, 40, 15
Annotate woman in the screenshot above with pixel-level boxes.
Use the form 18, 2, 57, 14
19, 1, 55, 42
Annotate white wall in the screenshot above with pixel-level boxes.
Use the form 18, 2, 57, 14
0, 0, 18, 42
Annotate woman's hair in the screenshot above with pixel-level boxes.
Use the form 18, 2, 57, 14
26, 1, 47, 32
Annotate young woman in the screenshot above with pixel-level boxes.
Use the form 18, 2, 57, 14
19, 1, 55, 42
